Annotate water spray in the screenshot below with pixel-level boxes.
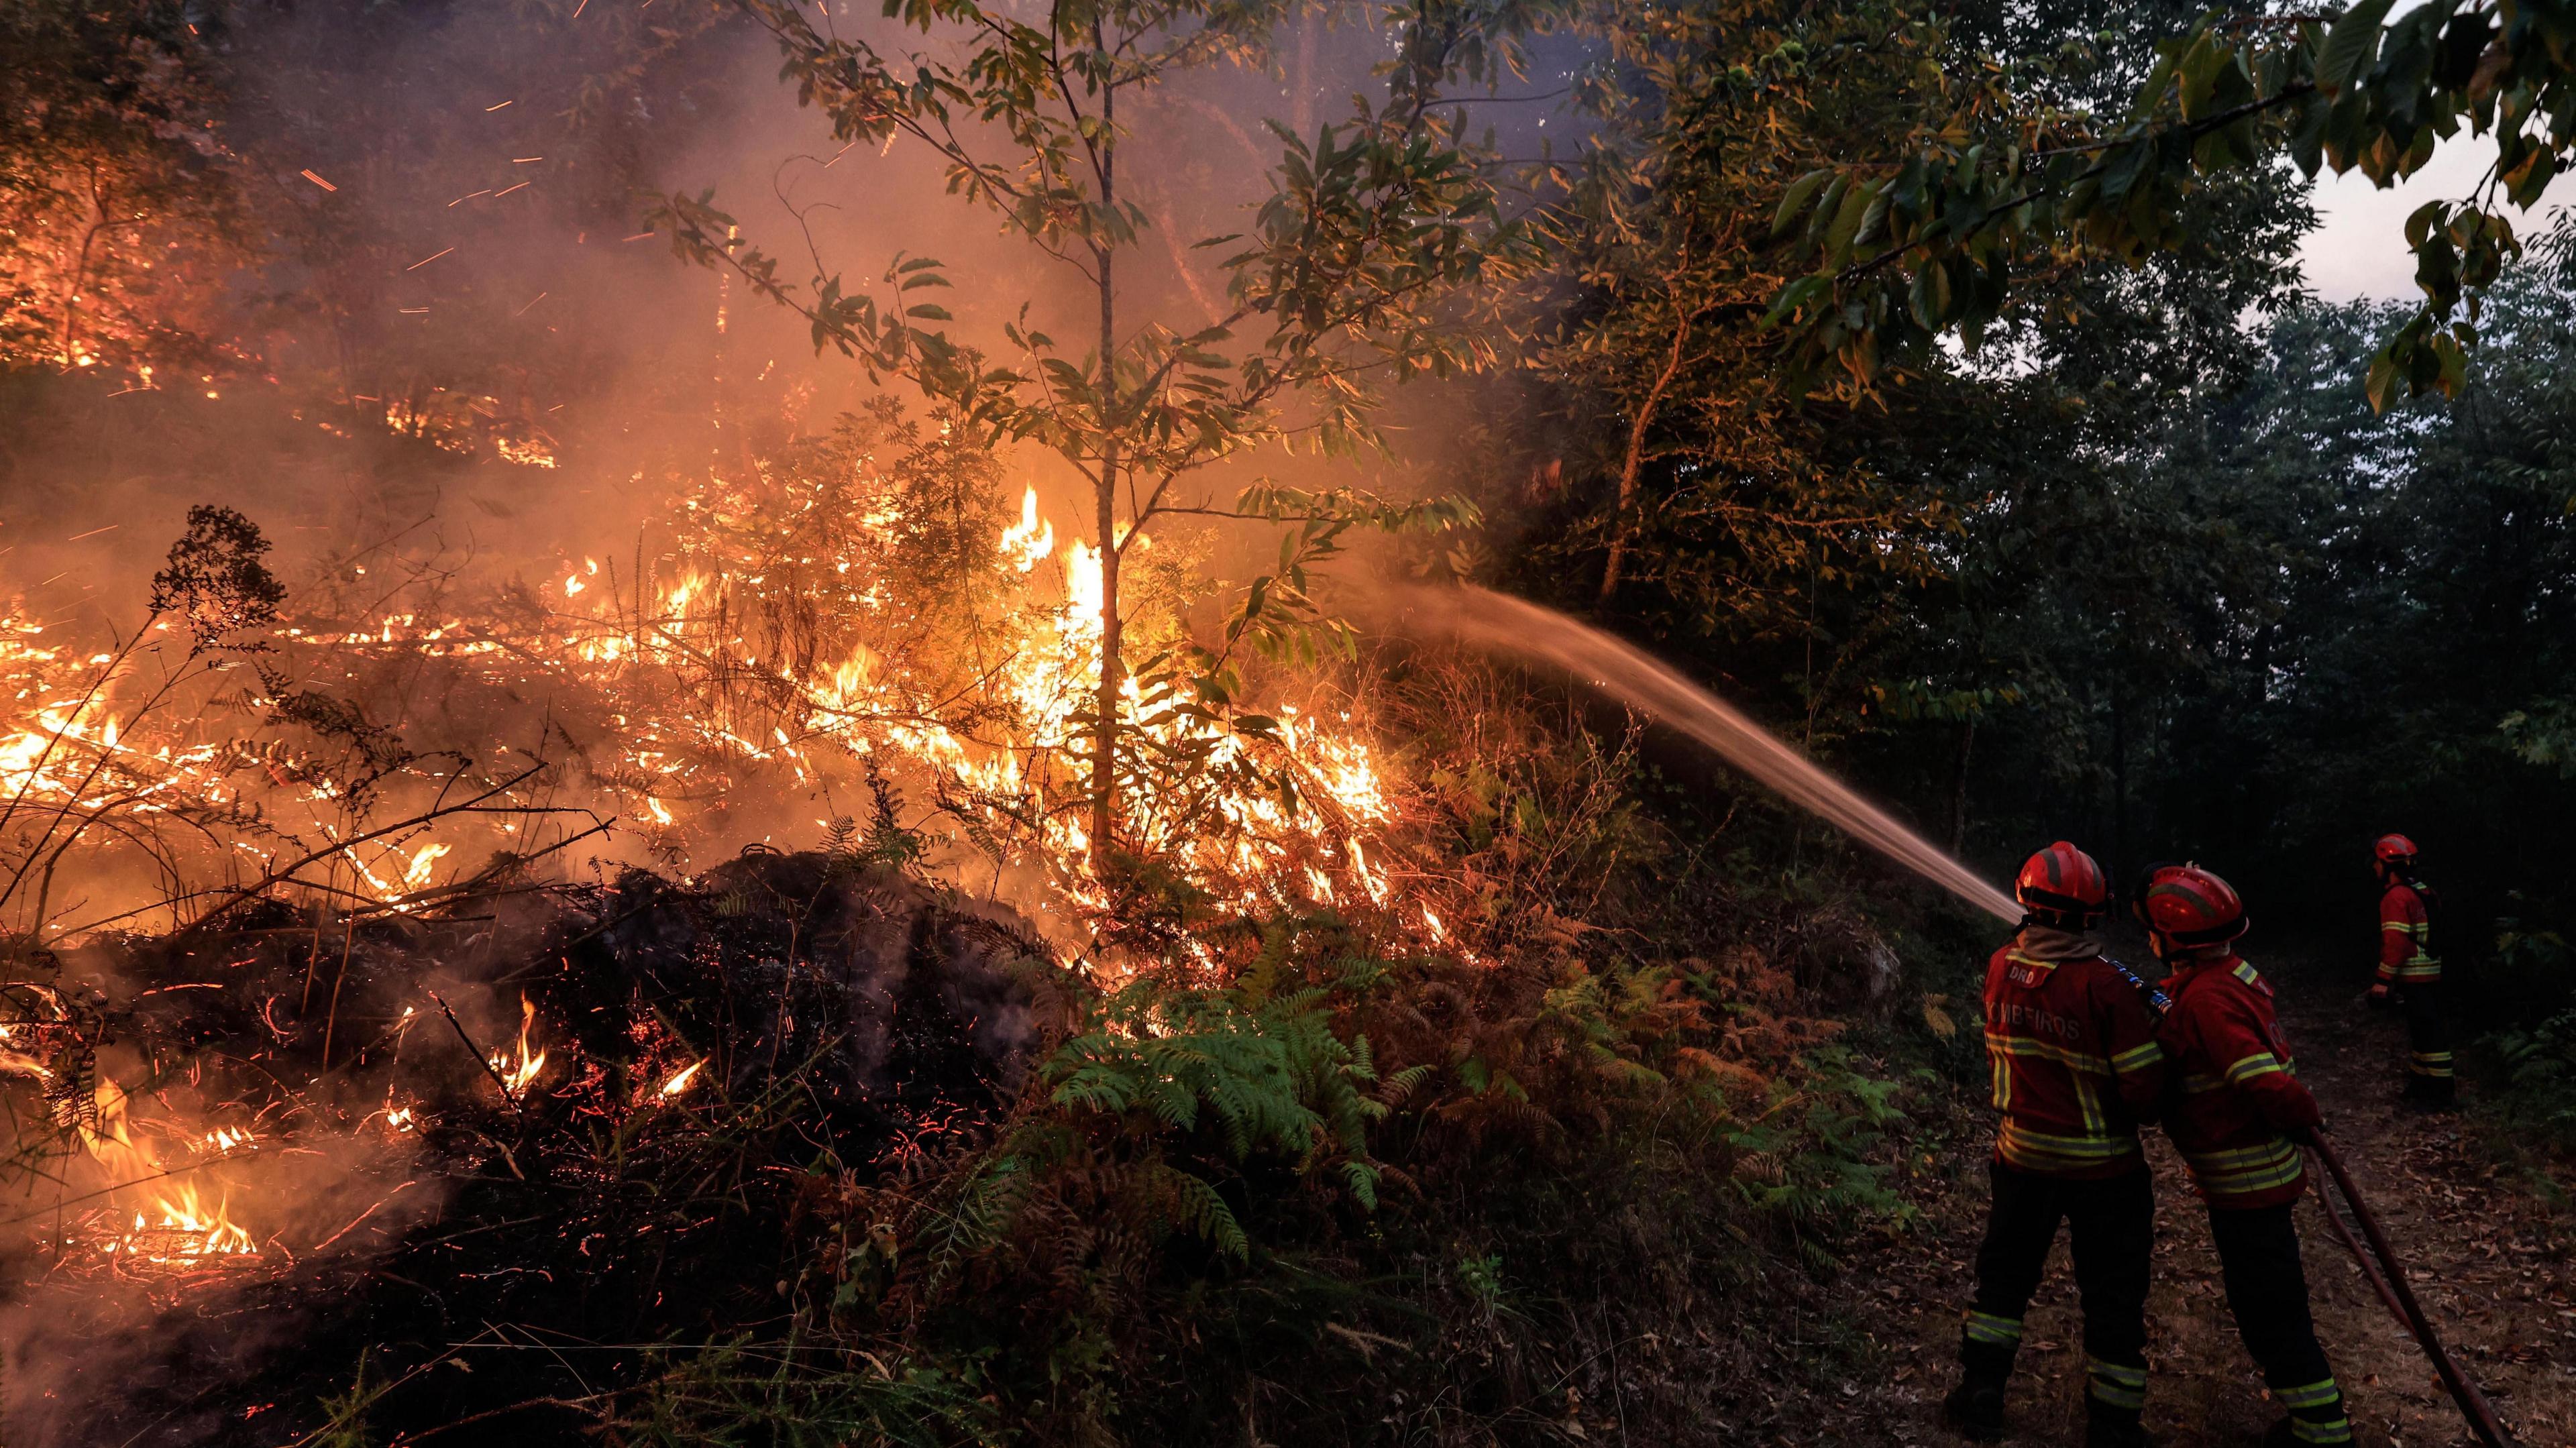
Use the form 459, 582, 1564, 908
1415, 585, 2520, 1445
1407, 586, 2021, 922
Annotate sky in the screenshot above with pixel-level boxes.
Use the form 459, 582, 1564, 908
2301, 131, 2576, 300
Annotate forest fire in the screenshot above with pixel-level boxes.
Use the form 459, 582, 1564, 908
14, 0, 2570, 1441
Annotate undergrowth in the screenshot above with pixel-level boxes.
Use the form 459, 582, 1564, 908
347, 655, 1980, 1445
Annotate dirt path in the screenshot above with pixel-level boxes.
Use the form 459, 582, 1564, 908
1827, 954, 2576, 1447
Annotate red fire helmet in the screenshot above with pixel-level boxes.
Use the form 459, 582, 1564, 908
2015, 841, 2109, 924
2139, 864, 2247, 950
2373, 833, 2419, 865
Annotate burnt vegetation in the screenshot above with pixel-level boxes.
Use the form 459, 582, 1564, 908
3, 0, 2576, 1445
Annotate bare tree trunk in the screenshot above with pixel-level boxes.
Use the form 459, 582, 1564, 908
2108, 687, 2129, 880
1089, 79, 1123, 865
1598, 285, 1693, 606
1949, 718, 1975, 854
58, 164, 112, 366
1292, 12, 1317, 138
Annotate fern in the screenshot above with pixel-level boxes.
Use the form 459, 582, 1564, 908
1024, 974, 1393, 1262
1144, 1162, 1250, 1260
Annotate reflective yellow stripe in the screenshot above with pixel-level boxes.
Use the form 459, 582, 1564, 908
2275, 1378, 2341, 1410
2110, 1040, 2163, 1073
2000, 1121, 2141, 1172
2384, 922, 2438, 975
2087, 1357, 2147, 1409
2074, 1075, 2105, 1135
1988, 1033, 2114, 1074
1964, 1310, 2022, 1345
2233, 961, 2262, 987
2224, 1052, 2287, 1084
2182, 1138, 2304, 1197
2179, 1071, 2224, 1094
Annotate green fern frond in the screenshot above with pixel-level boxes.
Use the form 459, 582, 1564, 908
1148, 1164, 1250, 1260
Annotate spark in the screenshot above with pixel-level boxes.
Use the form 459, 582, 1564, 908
405, 247, 455, 271
658, 1060, 705, 1097
300, 169, 339, 191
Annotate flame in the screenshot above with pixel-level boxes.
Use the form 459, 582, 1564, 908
497, 436, 557, 469
0, 424, 1434, 982
998, 488, 1055, 572
401, 842, 450, 890
78, 1078, 154, 1182
149, 1183, 258, 1257
657, 1059, 705, 1097
488, 994, 547, 1097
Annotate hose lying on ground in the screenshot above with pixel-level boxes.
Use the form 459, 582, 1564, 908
2306, 1131, 2519, 1448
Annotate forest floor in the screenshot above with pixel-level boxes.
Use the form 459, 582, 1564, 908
1815, 952, 2576, 1448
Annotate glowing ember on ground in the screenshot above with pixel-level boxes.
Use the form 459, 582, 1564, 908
657, 1059, 705, 1097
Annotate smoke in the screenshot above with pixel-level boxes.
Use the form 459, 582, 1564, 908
0, 13, 1559, 1433
1388, 584, 2024, 923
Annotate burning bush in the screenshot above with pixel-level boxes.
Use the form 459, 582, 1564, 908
0, 840, 1055, 1445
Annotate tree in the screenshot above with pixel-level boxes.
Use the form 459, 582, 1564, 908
655, 0, 1521, 867
0, 0, 250, 374
1767, 0, 2576, 407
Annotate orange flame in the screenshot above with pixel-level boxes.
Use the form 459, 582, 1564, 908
488, 995, 547, 1097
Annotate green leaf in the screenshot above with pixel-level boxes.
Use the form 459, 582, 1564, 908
2316, 0, 2400, 94
1772, 168, 1834, 237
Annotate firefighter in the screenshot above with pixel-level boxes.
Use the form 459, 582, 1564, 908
2139, 863, 2352, 1448
1945, 842, 2164, 1448
2365, 834, 2453, 1106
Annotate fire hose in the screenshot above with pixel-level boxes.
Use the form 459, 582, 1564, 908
2100, 959, 2518, 1446
2304, 1131, 2519, 1448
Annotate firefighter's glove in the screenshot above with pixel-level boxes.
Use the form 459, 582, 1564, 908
2365, 983, 2391, 1011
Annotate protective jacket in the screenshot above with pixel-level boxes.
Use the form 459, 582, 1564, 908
2159, 954, 2321, 1210
2375, 882, 2439, 986
1982, 927, 2165, 1177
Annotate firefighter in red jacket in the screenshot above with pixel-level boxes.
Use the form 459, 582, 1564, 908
2365, 834, 2453, 1106
2139, 864, 2352, 1448
1945, 842, 2164, 1448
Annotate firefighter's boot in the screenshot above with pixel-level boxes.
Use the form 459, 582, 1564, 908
1941, 1341, 2012, 1442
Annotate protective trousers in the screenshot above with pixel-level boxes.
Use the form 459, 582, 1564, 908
1961, 1162, 2151, 1427
2207, 1204, 2352, 1444
2402, 982, 2454, 1103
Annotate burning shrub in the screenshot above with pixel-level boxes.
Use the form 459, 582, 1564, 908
0, 845, 1058, 1445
